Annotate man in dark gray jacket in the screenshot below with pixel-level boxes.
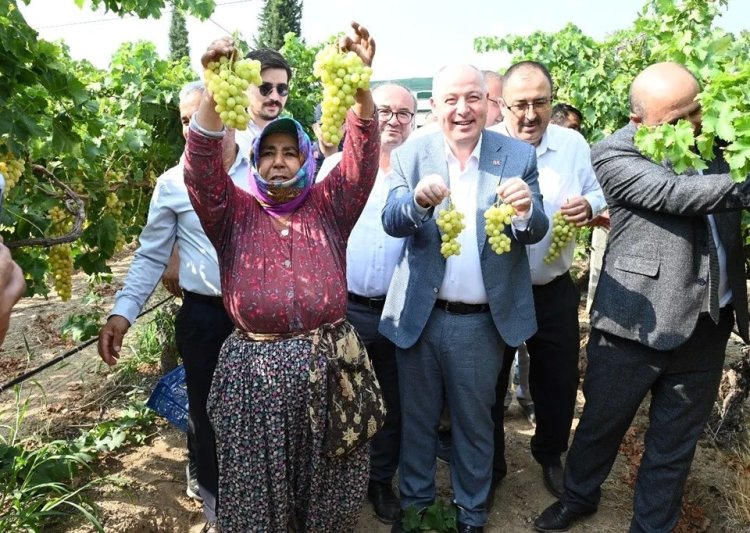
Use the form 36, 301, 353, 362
535, 62, 750, 533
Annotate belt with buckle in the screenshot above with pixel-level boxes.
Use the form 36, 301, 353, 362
434, 299, 490, 314
347, 292, 386, 310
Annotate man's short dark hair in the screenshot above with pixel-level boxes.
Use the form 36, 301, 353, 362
551, 103, 583, 125
246, 48, 292, 82
502, 60, 554, 96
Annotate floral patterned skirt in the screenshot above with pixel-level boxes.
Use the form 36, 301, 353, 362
207, 322, 369, 532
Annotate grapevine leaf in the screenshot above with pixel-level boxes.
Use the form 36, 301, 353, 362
402, 506, 423, 532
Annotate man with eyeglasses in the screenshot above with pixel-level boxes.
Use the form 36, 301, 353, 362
488, 61, 606, 500
235, 48, 292, 156
483, 70, 503, 127
315, 83, 416, 524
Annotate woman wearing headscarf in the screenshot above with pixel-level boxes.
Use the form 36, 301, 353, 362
184, 22, 381, 533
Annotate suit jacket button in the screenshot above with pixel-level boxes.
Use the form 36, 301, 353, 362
433, 288, 438, 293
697, 278, 707, 286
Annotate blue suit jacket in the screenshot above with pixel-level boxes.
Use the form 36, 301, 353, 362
378, 130, 549, 350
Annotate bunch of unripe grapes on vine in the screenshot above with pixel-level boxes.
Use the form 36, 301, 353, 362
484, 202, 516, 255
205, 56, 262, 130
105, 192, 124, 217
313, 45, 373, 145
544, 211, 577, 264
436, 200, 465, 258
48, 206, 74, 301
0, 152, 25, 190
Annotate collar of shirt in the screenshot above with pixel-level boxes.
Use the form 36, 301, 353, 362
443, 133, 483, 170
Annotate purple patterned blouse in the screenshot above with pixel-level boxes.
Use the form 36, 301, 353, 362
184, 111, 380, 334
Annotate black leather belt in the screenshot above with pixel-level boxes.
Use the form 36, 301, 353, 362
183, 290, 225, 308
348, 292, 386, 310
434, 299, 490, 314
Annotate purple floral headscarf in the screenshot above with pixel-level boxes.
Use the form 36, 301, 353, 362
248, 117, 316, 219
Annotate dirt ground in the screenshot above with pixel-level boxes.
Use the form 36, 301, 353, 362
0, 253, 748, 533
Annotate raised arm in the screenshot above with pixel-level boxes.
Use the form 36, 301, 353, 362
593, 127, 750, 215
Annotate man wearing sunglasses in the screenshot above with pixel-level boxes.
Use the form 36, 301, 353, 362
235, 48, 292, 155
489, 61, 605, 501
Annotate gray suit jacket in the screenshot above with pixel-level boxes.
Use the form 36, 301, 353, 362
590, 122, 750, 350
378, 130, 549, 350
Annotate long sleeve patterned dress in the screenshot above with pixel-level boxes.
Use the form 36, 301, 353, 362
184, 111, 380, 532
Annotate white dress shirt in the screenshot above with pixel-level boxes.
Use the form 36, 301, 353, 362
111, 151, 250, 324
490, 122, 607, 285
437, 139, 488, 303
316, 153, 405, 297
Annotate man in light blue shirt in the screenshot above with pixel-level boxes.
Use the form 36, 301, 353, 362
489, 61, 606, 499
97, 81, 249, 533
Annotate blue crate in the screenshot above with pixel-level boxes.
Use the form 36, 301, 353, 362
147, 364, 189, 432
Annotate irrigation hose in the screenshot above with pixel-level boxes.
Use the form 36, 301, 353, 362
0, 295, 175, 394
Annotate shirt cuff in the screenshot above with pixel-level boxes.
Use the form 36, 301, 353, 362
584, 192, 607, 218
190, 114, 226, 139
413, 197, 432, 221
110, 297, 140, 326
511, 203, 533, 230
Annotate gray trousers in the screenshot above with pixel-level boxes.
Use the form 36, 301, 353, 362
562, 307, 733, 532
397, 308, 504, 527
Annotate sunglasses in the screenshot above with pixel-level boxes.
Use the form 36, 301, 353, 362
258, 82, 289, 97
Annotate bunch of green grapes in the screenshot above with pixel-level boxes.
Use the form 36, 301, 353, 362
313, 45, 373, 145
205, 56, 262, 130
0, 152, 25, 190
436, 201, 465, 258
484, 202, 516, 255
48, 206, 74, 301
544, 211, 577, 264
105, 192, 124, 217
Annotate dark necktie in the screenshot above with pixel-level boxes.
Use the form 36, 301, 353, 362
706, 219, 720, 324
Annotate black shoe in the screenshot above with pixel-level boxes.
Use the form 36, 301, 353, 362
367, 480, 400, 524
457, 521, 484, 533
542, 464, 564, 498
186, 462, 202, 502
534, 500, 595, 532
436, 430, 451, 464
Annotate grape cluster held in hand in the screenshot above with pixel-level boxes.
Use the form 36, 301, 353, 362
205, 56, 262, 130
544, 211, 577, 264
313, 45, 373, 145
436, 200, 465, 258
484, 202, 516, 255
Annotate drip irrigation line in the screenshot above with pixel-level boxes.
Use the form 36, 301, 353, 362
0, 295, 175, 394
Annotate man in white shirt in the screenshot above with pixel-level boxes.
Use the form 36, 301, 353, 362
97, 81, 250, 533
234, 48, 292, 155
381, 65, 548, 533
488, 61, 606, 499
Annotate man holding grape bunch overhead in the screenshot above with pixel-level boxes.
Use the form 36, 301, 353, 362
380, 64, 548, 532
488, 61, 606, 500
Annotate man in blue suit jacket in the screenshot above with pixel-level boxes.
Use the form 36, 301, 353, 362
379, 64, 548, 532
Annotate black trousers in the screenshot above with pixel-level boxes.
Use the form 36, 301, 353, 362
494, 273, 580, 476
562, 307, 733, 533
175, 293, 235, 521
346, 299, 401, 483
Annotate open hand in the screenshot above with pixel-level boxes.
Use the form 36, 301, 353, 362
340, 22, 376, 67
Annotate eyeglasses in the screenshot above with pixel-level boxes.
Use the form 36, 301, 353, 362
503, 98, 551, 117
377, 108, 415, 124
259, 82, 289, 97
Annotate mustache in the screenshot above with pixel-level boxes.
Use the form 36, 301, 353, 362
264, 100, 282, 107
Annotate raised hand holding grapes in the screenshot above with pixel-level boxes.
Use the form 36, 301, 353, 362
497, 177, 532, 217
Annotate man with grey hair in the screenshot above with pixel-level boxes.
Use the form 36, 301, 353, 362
381, 64, 548, 532
482, 70, 503, 127
535, 62, 750, 532
97, 80, 251, 533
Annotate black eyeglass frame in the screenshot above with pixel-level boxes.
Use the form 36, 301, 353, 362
376, 108, 415, 124
258, 82, 290, 97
